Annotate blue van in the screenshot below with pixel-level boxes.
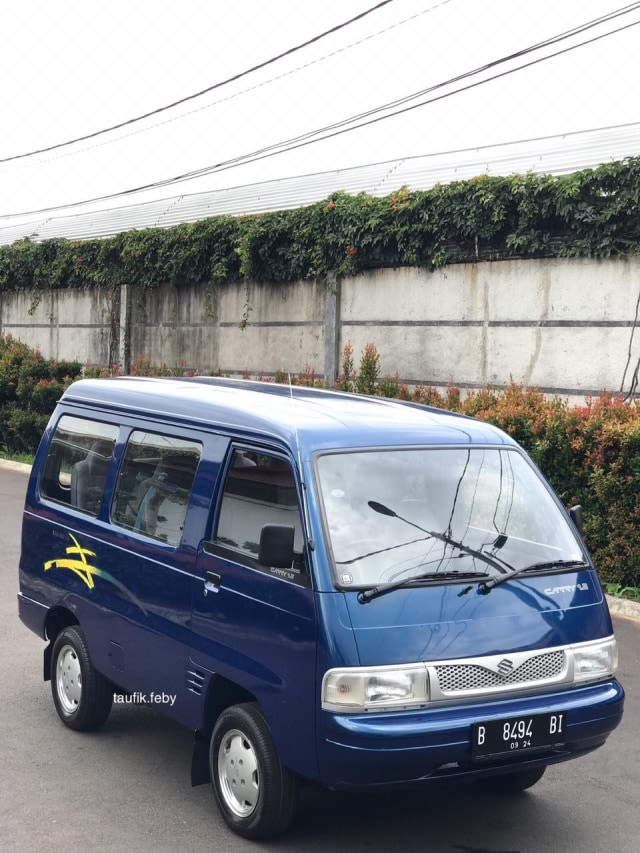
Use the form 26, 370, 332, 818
18, 377, 623, 838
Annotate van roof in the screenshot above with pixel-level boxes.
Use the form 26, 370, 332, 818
61, 377, 514, 453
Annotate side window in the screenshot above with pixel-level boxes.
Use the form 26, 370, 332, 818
40, 415, 118, 515
215, 449, 304, 572
112, 431, 201, 546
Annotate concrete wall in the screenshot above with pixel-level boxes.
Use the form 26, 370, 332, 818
0, 287, 115, 366
2, 256, 639, 399
340, 257, 640, 397
125, 278, 327, 377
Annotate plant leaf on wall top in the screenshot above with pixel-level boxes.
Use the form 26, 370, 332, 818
1, 158, 639, 293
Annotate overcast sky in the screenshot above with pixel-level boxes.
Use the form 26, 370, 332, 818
1, 0, 639, 225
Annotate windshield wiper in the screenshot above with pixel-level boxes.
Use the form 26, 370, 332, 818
368, 500, 514, 577
479, 559, 589, 593
358, 570, 490, 604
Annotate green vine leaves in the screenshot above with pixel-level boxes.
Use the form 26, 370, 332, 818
1, 158, 639, 296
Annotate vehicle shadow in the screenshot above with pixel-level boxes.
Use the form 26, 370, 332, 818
99, 705, 590, 853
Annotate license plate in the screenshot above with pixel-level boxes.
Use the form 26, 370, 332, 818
472, 711, 566, 759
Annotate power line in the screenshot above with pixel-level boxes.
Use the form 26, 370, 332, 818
0, 0, 396, 164
9, 0, 635, 177
233, 18, 640, 177
201, 1, 640, 170
3, 6, 640, 219
6, 0, 455, 173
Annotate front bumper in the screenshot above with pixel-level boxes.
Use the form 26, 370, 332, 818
318, 679, 624, 789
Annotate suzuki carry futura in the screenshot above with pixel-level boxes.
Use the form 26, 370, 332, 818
18, 377, 623, 838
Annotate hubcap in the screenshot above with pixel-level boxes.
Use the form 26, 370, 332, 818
56, 644, 82, 715
217, 728, 259, 817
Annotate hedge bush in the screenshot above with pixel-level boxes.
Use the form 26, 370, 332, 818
0, 335, 81, 454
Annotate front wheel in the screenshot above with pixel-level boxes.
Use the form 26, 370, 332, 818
50, 625, 113, 731
484, 766, 546, 793
210, 702, 297, 839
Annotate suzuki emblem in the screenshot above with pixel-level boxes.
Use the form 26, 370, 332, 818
497, 658, 514, 677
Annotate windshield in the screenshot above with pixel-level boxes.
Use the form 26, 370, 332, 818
316, 447, 583, 588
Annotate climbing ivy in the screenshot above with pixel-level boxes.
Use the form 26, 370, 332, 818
1, 157, 639, 294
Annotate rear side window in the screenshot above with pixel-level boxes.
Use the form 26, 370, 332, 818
112, 431, 201, 546
40, 415, 119, 515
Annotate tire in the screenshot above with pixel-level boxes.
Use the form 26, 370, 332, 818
50, 625, 113, 731
484, 766, 546, 793
209, 702, 297, 839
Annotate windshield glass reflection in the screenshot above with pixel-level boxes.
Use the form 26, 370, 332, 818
316, 448, 583, 588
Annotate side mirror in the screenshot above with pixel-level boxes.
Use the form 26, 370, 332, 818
569, 504, 584, 533
258, 524, 295, 568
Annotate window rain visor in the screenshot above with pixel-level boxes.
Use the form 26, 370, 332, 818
316, 448, 584, 588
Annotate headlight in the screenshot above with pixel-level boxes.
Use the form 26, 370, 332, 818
322, 664, 429, 712
572, 637, 618, 683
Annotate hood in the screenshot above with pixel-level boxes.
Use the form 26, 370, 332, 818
342, 570, 611, 665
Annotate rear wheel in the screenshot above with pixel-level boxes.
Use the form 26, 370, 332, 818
484, 766, 546, 793
50, 626, 113, 731
210, 702, 297, 839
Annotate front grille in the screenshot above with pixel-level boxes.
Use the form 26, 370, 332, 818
434, 650, 566, 693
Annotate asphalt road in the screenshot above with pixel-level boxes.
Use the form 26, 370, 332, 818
1, 467, 639, 853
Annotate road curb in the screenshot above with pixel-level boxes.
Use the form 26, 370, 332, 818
0, 459, 31, 475
606, 594, 640, 624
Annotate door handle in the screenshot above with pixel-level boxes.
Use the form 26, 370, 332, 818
204, 571, 221, 595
